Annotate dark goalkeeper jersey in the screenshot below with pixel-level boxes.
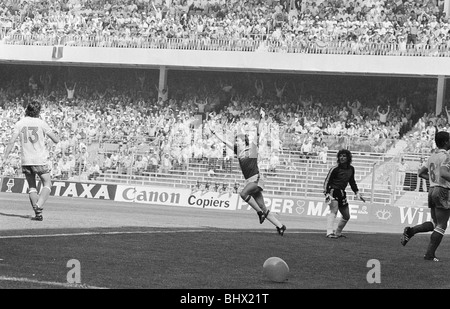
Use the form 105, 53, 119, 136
323, 164, 358, 194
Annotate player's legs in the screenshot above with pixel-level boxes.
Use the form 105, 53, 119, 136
239, 182, 264, 217
402, 221, 435, 246
334, 204, 350, 237
24, 173, 39, 214
412, 203, 437, 235
249, 186, 266, 211
406, 213, 436, 237
253, 191, 284, 230
401, 188, 436, 246
36, 172, 52, 210
424, 208, 450, 261
326, 200, 339, 237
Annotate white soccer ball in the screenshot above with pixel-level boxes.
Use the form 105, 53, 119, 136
263, 257, 289, 282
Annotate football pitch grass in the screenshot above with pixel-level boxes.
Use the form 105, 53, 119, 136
0, 193, 449, 290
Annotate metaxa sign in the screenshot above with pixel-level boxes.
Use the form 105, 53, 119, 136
1, 177, 116, 199
115, 185, 239, 210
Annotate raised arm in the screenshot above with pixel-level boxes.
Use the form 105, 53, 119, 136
207, 125, 234, 150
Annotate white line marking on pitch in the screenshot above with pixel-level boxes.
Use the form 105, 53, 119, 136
0, 229, 374, 240
0, 276, 108, 289
0, 230, 206, 239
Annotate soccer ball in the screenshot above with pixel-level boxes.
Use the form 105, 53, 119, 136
263, 257, 289, 282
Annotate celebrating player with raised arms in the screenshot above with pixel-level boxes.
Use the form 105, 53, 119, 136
2, 101, 60, 221
208, 112, 286, 236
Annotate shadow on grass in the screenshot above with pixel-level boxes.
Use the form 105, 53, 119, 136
0, 212, 32, 220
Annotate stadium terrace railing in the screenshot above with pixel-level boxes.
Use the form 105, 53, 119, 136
282, 133, 398, 154
2, 33, 450, 57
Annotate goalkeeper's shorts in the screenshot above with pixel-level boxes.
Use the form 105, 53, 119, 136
329, 188, 348, 208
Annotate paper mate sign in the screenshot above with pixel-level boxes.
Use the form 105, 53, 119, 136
236, 195, 370, 221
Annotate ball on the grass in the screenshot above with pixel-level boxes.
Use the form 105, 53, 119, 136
263, 257, 289, 282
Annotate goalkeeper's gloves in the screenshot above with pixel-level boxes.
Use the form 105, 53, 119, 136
325, 193, 331, 205
356, 192, 365, 202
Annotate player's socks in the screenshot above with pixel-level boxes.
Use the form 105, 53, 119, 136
424, 227, 445, 260
265, 212, 283, 229
28, 189, 39, 210
32, 202, 43, 221
411, 221, 434, 235
36, 186, 51, 210
335, 218, 348, 236
243, 196, 262, 213
326, 212, 337, 236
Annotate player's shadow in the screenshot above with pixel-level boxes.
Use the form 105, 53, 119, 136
0, 212, 32, 219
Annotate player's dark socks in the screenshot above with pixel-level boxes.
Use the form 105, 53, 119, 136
410, 221, 434, 236
424, 230, 444, 260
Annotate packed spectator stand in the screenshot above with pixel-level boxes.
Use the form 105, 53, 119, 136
0, 0, 449, 56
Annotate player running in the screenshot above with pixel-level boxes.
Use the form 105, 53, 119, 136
401, 131, 450, 261
2, 100, 60, 221
323, 149, 365, 238
207, 114, 286, 236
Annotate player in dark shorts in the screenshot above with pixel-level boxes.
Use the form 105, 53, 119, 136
2, 101, 59, 221
208, 115, 286, 236
401, 131, 450, 261
323, 149, 365, 238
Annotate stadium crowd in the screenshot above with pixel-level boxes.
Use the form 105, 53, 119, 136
0, 64, 446, 180
0, 0, 449, 55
